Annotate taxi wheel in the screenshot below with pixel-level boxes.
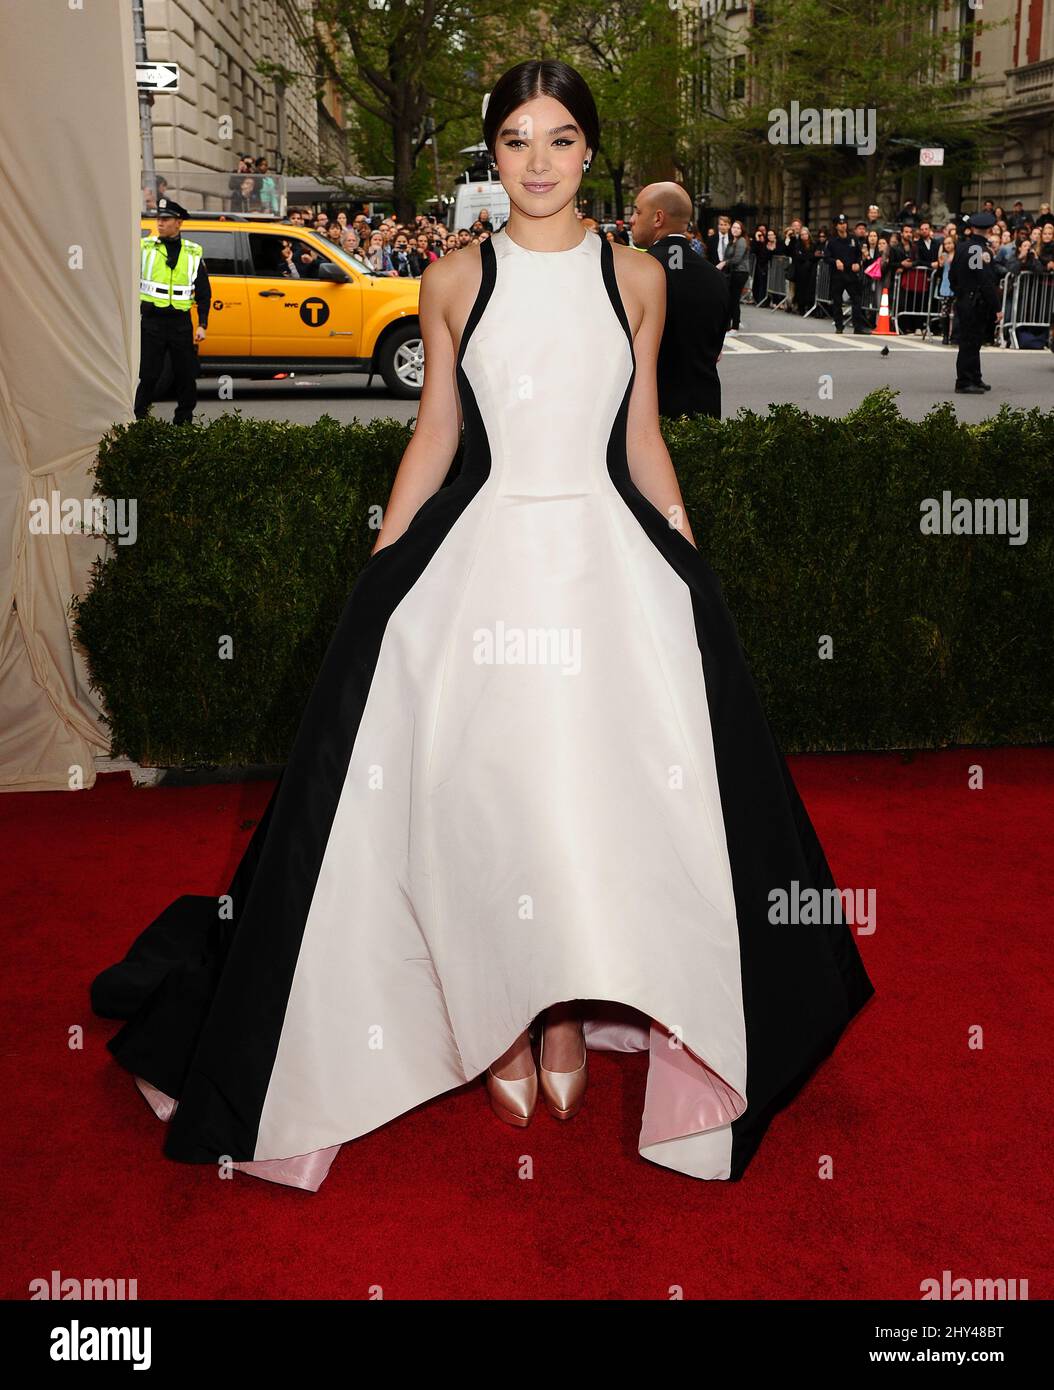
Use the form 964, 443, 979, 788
377, 323, 424, 398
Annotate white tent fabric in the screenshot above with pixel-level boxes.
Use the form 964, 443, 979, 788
0, 0, 139, 791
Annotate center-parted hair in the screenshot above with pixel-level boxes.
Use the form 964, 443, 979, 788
482, 61, 600, 162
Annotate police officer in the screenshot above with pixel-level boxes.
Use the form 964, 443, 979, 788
948, 210, 1000, 394
135, 197, 211, 424
823, 213, 866, 334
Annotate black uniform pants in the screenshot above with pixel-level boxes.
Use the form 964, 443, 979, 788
135, 310, 198, 424
830, 270, 866, 331
954, 295, 985, 386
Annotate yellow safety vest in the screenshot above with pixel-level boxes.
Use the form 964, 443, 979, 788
139, 237, 203, 310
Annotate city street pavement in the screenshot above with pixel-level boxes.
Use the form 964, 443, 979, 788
718, 303, 1052, 420
188, 300, 1053, 427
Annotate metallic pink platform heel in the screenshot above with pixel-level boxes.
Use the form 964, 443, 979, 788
485, 1027, 538, 1127
539, 1024, 588, 1120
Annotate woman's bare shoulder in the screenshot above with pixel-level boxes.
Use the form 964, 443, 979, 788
610, 238, 663, 286
609, 239, 664, 333
420, 243, 484, 357
421, 240, 483, 298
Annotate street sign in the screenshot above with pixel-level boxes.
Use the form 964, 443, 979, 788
136, 63, 180, 93
919, 147, 945, 167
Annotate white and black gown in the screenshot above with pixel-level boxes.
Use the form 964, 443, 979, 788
92, 227, 874, 1191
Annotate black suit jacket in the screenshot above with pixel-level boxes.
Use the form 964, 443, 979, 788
646, 233, 730, 420
703, 230, 733, 265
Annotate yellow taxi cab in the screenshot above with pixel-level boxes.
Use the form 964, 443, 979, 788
140, 214, 424, 397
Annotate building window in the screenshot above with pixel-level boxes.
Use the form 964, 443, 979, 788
1026, 0, 1042, 64
957, 0, 975, 82
733, 53, 746, 100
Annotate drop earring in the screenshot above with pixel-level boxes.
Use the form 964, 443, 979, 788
583, 158, 591, 171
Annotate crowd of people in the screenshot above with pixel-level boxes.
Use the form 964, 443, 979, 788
693, 201, 1054, 335
276, 205, 632, 276
276, 206, 496, 276
278, 197, 1054, 344
228, 155, 282, 214
152, 160, 1054, 305
154, 159, 1054, 348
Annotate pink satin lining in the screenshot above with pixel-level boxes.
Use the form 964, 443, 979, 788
584, 1003, 745, 1145
135, 1075, 178, 1122
232, 1147, 340, 1191
132, 1001, 742, 1192
133, 1076, 340, 1192
582, 1006, 651, 1053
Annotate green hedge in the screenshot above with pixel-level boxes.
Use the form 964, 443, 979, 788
73, 390, 1053, 766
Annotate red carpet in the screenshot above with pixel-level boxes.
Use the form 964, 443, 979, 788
3, 749, 1050, 1300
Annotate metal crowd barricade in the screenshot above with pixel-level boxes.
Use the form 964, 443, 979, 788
741, 250, 757, 303
891, 266, 941, 338
803, 259, 832, 318
943, 277, 1005, 350
932, 275, 956, 343
753, 257, 772, 307
995, 275, 1013, 348
861, 272, 883, 323
1001, 269, 1054, 349
764, 254, 791, 310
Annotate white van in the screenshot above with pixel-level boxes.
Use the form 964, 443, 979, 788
450, 146, 509, 231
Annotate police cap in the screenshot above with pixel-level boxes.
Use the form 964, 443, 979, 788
155, 198, 189, 220
834, 213, 848, 224
967, 210, 996, 229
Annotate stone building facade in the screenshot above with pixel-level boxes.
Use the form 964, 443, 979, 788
140, 0, 348, 182
963, 0, 1053, 213
674, 0, 1053, 228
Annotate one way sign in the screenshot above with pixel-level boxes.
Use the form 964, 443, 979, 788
136, 62, 180, 93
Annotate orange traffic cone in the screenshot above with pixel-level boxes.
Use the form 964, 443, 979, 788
872, 287, 896, 336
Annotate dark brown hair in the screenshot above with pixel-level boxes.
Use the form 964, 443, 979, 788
482, 61, 600, 162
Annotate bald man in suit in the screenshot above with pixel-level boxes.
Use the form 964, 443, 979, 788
629, 182, 731, 420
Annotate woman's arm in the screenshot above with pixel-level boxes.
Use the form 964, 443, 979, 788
618, 249, 697, 549
368, 252, 468, 556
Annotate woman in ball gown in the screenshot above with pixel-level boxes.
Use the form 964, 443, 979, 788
92, 60, 874, 1192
